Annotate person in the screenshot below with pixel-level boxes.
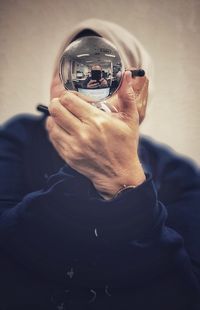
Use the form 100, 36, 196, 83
83, 64, 109, 89
0, 18, 200, 310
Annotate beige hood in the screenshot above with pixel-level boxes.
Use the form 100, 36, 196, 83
53, 18, 153, 83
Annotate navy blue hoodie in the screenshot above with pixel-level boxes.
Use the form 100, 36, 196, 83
0, 114, 199, 310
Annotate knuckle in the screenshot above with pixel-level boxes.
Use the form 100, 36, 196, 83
72, 146, 82, 159
60, 92, 73, 108
49, 99, 60, 118
61, 92, 69, 102
50, 126, 59, 140
78, 131, 89, 143
68, 149, 81, 167
45, 117, 53, 131
94, 115, 108, 130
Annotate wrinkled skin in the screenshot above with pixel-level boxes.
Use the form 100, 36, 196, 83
47, 69, 148, 199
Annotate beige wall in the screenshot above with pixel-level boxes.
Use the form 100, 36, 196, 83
0, 0, 200, 164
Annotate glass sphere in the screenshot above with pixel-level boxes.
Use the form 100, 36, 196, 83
59, 36, 124, 102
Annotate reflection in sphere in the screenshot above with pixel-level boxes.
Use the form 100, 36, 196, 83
60, 36, 124, 102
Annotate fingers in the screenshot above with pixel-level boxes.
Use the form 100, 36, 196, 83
87, 81, 99, 88
48, 98, 82, 134
138, 78, 149, 103
119, 68, 149, 123
117, 71, 138, 115
46, 116, 71, 143
128, 67, 148, 94
60, 91, 103, 122
132, 76, 146, 92
135, 78, 149, 123
88, 84, 99, 88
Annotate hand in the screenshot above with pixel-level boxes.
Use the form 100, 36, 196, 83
99, 78, 108, 88
46, 71, 146, 199
87, 79, 100, 88
107, 68, 149, 123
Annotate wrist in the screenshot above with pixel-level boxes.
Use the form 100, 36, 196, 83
96, 162, 146, 200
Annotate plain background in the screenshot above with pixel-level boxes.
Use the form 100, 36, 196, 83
0, 0, 199, 164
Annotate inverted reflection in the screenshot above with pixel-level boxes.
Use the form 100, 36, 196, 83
60, 36, 124, 101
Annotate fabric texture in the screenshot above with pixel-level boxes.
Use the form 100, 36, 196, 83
0, 114, 199, 310
0, 17, 199, 310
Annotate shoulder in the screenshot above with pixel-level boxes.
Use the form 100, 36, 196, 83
0, 113, 46, 145
139, 135, 200, 202
1, 113, 45, 131
140, 134, 199, 173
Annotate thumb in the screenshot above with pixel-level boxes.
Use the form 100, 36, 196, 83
117, 71, 137, 116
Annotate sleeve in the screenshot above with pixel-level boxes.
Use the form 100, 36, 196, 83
79, 173, 200, 308
0, 118, 199, 309
0, 115, 101, 285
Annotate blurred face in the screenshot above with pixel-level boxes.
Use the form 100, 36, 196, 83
91, 65, 102, 71
91, 65, 102, 82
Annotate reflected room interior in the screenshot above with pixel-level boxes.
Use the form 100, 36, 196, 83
60, 36, 123, 101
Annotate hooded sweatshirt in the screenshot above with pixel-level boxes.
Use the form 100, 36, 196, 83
0, 19, 199, 310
